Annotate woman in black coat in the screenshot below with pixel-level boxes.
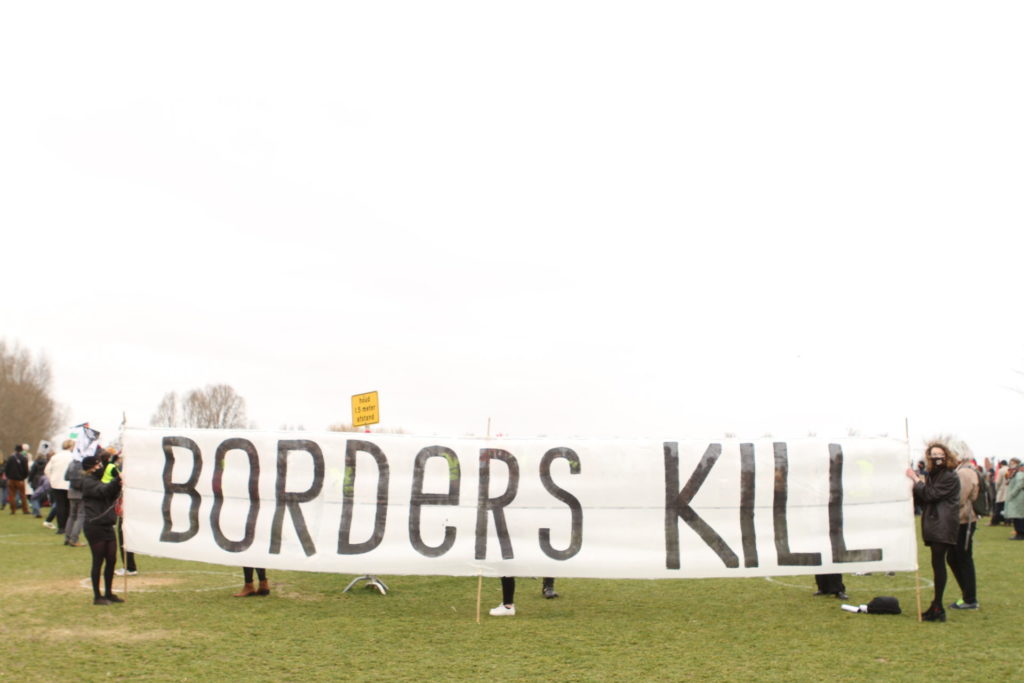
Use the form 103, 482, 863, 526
906, 442, 960, 622
81, 453, 123, 605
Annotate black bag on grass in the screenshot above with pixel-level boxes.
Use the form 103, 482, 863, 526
866, 596, 901, 615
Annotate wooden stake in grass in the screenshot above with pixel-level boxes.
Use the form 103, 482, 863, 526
476, 575, 482, 624
906, 417, 921, 622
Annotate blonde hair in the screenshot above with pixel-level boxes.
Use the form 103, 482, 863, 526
62, 439, 74, 450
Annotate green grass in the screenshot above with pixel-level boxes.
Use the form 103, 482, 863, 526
3, 511, 1022, 681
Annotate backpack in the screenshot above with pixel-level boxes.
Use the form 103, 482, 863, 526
972, 468, 993, 517
866, 596, 901, 615
64, 460, 84, 491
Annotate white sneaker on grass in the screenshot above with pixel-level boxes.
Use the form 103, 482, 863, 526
489, 604, 515, 616
114, 569, 138, 576
42, 521, 55, 529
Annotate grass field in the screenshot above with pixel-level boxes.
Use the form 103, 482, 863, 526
2, 510, 1022, 682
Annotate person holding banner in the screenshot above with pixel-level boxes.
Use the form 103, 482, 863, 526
81, 452, 124, 605
907, 442, 961, 622
234, 568, 270, 597
489, 577, 558, 616
813, 574, 847, 600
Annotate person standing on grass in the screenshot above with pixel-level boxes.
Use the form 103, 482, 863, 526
1003, 459, 1024, 540
81, 452, 124, 605
947, 454, 980, 610
64, 455, 87, 547
489, 577, 559, 616
28, 452, 47, 517
104, 452, 139, 577
29, 472, 50, 519
990, 460, 1009, 526
43, 440, 73, 532
813, 574, 847, 600
906, 441, 960, 622
234, 568, 270, 597
5, 444, 31, 514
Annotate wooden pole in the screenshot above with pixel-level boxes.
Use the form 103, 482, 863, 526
906, 417, 922, 621
476, 575, 483, 624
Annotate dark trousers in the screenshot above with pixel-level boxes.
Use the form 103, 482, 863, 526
814, 574, 845, 595
500, 577, 555, 604
243, 567, 267, 583
51, 489, 69, 531
990, 501, 1005, 525
947, 522, 977, 603
116, 517, 137, 571
7, 480, 29, 513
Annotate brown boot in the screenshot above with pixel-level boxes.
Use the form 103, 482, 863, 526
256, 580, 271, 596
233, 583, 257, 597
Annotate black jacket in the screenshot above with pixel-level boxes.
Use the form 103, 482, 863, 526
81, 473, 122, 526
4, 453, 29, 481
914, 467, 960, 545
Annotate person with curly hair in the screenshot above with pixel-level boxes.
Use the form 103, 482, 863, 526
906, 441, 960, 622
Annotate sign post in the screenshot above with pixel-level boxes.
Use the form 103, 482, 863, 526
345, 390, 387, 595
351, 391, 379, 429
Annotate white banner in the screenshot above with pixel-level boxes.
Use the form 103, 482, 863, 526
122, 429, 917, 578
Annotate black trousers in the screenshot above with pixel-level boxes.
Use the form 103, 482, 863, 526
814, 574, 845, 594
946, 522, 976, 603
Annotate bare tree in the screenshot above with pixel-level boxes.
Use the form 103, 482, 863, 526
150, 384, 248, 429
327, 422, 406, 435
149, 391, 180, 427
0, 340, 65, 452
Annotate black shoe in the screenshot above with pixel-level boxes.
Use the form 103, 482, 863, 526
93, 598, 110, 606
105, 594, 125, 603
921, 605, 947, 622
813, 590, 828, 596
835, 592, 849, 600
542, 586, 559, 599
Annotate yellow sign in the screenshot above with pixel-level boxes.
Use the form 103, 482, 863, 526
351, 391, 379, 427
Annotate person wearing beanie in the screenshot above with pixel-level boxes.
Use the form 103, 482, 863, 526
81, 452, 124, 605
4, 444, 30, 514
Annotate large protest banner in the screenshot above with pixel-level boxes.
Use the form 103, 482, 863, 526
122, 429, 917, 579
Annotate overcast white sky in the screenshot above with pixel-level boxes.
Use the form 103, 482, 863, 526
3, 2, 1022, 459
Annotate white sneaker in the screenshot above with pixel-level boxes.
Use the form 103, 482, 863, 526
114, 569, 139, 576
489, 604, 515, 616
42, 521, 55, 529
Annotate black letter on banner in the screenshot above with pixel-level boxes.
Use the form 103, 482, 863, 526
210, 438, 260, 553
664, 442, 738, 569
160, 436, 202, 543
475, 448, 518, 560
338, 439, 390, 555
739, 443, 758, 568
773, 442, 822, 566
408, 446, 459, 557
539, 447, 583, 560
269, 440, 324, 556
829, 444, 882, 562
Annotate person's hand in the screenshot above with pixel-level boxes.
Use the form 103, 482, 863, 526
905, 467, 921, 483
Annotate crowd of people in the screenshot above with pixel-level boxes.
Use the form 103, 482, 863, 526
4, 434, 1023, 617
3, 429, 263, 605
